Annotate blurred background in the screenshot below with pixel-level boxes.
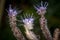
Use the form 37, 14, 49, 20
0, 0, 60, 40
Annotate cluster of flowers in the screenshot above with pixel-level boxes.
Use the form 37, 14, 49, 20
7, 1, 60, 40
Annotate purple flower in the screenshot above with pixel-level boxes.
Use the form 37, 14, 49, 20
34, 1, 48, 15
21, 13, 34, 25
7, 5, 17, 16
23, 18, 34, 25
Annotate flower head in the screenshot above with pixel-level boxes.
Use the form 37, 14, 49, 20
23, 18, 34, 25
34, 1, 48, 15
21, 13, 34, 30
22, 13, 34, 25
7, 5, 18, 16
23, 18, 34, 30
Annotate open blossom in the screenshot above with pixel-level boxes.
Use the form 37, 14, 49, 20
22, 17, 34, 30
7, 5, 18, 16
22, 14, 38, 40
23, 18, 34, 25
34, 1, 48, 15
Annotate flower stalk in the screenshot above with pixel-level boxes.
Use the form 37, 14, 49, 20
53, 28, 60, 40
22, 14, 39, 40
34, 1, 52, 40
7, 5, 25, 40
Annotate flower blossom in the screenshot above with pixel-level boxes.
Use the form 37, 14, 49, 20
34, 1, 48, 15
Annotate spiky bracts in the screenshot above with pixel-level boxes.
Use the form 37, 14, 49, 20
22, 14, 39, 40
34, 1, 52, 40
34, 1, 48, 15
22, 17, 34, 30
7, 5, 25, 40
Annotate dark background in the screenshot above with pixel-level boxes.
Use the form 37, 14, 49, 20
0, 0, 60, 40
